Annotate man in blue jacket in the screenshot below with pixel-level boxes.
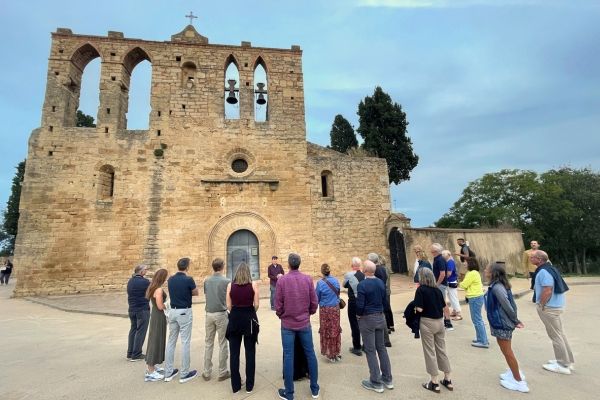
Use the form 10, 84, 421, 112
126, 264, 150, 361
356, 260, 393, 393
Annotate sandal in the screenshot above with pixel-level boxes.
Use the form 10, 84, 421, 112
422, 381, 440, 393
440, 379, 454, 391
452, 316, 463, 321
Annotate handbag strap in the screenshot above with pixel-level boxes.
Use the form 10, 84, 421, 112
322, 278, 340, 298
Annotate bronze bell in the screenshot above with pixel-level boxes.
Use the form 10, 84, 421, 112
225, 79, 238, 104
255, 82, 267, 105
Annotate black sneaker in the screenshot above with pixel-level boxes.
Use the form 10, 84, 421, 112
164, 368, 179, 382
349, 347, 363, 356
129, 354, 145, 362
278, 388, 289, 400
179, 370, 198, 383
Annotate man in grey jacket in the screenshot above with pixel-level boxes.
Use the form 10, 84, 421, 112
202, 258, 231, 381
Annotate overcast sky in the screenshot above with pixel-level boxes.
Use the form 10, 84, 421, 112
1, 0, 599, 227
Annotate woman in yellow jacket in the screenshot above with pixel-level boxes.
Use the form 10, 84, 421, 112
459, 264, 489, 348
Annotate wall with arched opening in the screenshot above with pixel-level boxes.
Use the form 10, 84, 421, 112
253, 57, 268, 122
207, 212, 276, 281
224, 55, 240, 119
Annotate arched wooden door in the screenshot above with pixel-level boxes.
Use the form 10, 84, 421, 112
227, 229, 260, 280
389, 227, 408, 274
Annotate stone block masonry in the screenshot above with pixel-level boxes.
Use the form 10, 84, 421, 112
13, 25, 391, 296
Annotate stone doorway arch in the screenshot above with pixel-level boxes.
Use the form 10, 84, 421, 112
227, 229, 260, 280
389, 227, 408, 274
207, 212, 277, 281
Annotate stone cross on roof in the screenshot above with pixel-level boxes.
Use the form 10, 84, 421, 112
185, 11, 198, 26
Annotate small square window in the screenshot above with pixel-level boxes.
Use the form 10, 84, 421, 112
157, 130, 161, 136
244, 63, 248, 67
49, 126, 54, 132
110, 52, 116, 56
104, 127, 109, 133
246, 82, 250, 86
169, 110, 172, 115
58, 49, 64, 54
176, 56, 181, 62
52, 106, 56, 112
106, 108, 111, 114
111, 76, 116, 81
48, 151, 53, 156
182, 104, 186, 109
157, 111, 162, 117
55, 71, 60, 76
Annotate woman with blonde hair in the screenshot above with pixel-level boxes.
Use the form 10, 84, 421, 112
414, 250, 432, 288
226, 262, 260, 394
460, 263, 489, 348
144, 268, 169, 382
315, 263, 342, 362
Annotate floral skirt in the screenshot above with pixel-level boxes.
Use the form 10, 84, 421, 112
491, 327, 513, 340
318, 305, 342, 358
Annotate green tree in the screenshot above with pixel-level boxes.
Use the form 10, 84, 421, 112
357, 86, 418, 184
435, 169, 542, 236
533, 168, 600, 273
2, 160, 26, 255
436, 167, 600, 274
76, 110, 96, 127
329, 114, 358, 153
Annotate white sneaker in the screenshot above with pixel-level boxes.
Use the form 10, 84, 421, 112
500, 369, 526, 381
543, 362, 571, 375
144, 370, 164, 382
548, 360, 575, 371
500, 376, 530, 393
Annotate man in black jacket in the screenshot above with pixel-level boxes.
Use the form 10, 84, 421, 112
126, 264, 150, 361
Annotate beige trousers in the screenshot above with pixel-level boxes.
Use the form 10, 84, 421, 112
203, 311, 229, 377
536, 305, 575, 367
419, 317, 451, 376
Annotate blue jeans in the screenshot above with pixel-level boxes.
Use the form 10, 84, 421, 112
270, 285, 276, 310
468, 295, 488, 344
281, 327, 319, 399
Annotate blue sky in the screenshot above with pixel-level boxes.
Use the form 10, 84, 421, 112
1, 0, 599, 227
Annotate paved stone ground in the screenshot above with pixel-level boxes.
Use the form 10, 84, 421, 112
1, 277, 599, 400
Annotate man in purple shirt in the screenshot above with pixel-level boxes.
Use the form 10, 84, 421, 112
275, 253, 320, 400
268, 255, 285, 311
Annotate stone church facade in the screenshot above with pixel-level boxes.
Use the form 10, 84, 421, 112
13, 26, 391, 296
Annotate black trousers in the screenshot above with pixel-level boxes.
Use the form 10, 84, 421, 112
384, 294, 395, 328
229, 333, 256, 392
347, 300, 362, 350
529, 272, 536, 302
127, 309, 150, 358
0, 272, 11, 284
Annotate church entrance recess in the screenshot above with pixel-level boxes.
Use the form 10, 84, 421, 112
389, 227, 408, 274
227, 229, 260, 280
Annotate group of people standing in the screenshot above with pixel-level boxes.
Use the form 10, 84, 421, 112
125, 240, 574, 397
407, 240, 574, 394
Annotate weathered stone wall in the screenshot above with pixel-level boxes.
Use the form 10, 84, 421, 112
399, 227, 525, 275
307, 144, 391, 275
13, 27, 390, 296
